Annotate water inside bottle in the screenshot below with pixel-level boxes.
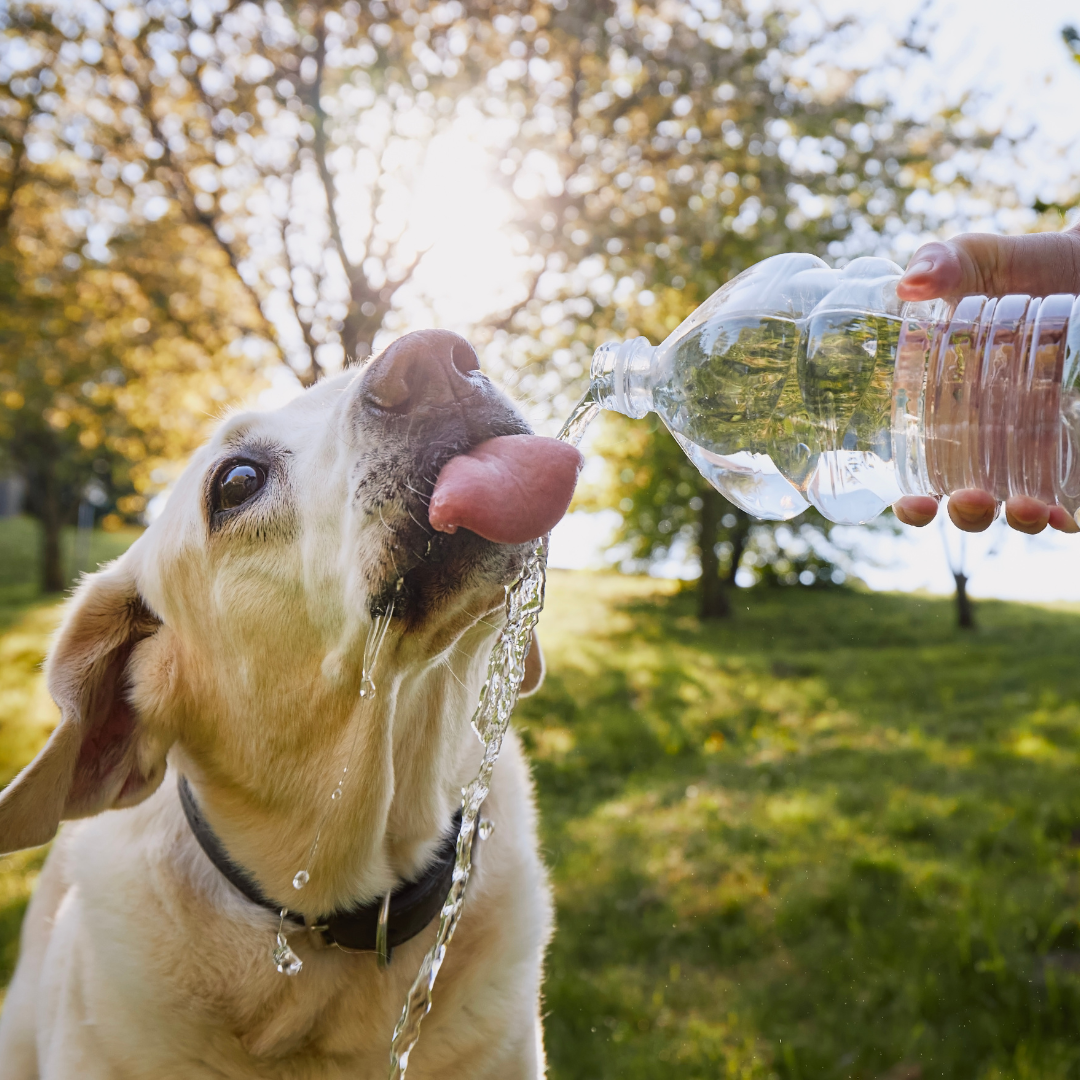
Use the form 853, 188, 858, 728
655, 308, 904, 522
646, 287, 1080, 524
895, 293, 1080, 512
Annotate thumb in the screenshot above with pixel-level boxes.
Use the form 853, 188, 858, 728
896, 226, 1080, 302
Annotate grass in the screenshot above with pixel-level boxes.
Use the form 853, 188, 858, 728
3, 536, 1080, 1079
0, 517, 139, 993
516, 573, 1080, 1080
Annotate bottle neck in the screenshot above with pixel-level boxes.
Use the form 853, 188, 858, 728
590, 337, 656, 419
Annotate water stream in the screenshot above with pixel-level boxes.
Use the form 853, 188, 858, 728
385, 391, 600, 1078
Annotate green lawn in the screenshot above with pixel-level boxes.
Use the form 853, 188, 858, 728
4, 538, 1080, 1079
0, 517, 139, 993
520, 573, 1080, 1080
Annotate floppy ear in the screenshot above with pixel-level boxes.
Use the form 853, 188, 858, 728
519, 630, 545, 698
0, 561, 169, 854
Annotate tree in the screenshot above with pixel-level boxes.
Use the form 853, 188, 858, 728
0, 7, 265, 590
22, 0, 512, 386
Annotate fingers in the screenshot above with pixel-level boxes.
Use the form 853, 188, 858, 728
1048, 505, 1080, 533
893, 495, 939, 527
1003, 495, 1049, 535
897, 226, 1080, 302
895, 490, 1080, 533
946, 488, 997, 532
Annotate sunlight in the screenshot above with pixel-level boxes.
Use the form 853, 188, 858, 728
258, 119, 530, 408
405, 128, 529, 328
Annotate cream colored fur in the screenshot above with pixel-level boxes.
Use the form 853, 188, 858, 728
0, 368, 553, 1078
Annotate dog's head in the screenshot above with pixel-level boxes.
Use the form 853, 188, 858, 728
0, 331, 569, 881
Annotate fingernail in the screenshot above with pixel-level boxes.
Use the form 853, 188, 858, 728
953, 504, 992, 525
1007, 498, 1048, 526
901, 258, 936, 280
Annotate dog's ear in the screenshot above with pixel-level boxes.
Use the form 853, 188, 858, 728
0, 561, 171, 854
519, 631, 545, 697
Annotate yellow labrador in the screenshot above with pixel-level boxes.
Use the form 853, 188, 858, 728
0, 331, 581, 1079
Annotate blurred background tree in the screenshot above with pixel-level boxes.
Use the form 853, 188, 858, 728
0, 10, 265, 589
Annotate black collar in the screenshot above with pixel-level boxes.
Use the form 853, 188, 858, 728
178, 776, 462, 960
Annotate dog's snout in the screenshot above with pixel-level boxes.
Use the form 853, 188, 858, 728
361, 329, 480, 414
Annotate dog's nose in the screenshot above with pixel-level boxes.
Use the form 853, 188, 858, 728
361, 329, 480, 413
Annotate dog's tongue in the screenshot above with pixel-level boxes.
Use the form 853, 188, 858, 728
429, 435, 583, 545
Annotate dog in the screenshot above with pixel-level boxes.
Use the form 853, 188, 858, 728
0, 330, 576, 1079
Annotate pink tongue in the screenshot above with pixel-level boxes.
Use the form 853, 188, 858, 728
429, 435, 583, 545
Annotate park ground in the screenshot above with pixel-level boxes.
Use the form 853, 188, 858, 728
3, 523, 1080, 1078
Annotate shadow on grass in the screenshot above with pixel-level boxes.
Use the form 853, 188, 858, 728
520, 575, 1080, 1080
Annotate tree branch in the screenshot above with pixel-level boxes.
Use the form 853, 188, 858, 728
479, 265, 543, 337
111, 29, 280, 360
0, 118, 28, 235
310, 13, 353, 279
280, 180, 323, 386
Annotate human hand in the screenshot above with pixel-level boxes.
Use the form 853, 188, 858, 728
892, 224, 1080, 535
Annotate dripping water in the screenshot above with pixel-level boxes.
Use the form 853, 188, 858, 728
386, 390, 599, 1078
273, 599, 397, 974
559, 391, 602, 449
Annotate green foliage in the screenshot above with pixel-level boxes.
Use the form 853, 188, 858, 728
492, 0, 992, 411
0, 231, 262, 499
0, 8, 268, 586
1064, 26, 1079, 63
515, 571, 1080, 1079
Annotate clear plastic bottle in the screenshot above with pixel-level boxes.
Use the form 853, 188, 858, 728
589, 252, 1080, 524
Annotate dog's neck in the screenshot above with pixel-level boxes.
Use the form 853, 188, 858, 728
171, 624, 493, 918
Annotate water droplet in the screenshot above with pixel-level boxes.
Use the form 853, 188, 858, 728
331, 785, 342, 800
478, 818, 494, 840
273, 934, 303, 976
292, 870, 310, 890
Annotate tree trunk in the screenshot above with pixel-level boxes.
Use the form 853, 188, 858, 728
40, 475, 65, 594
698, 486, 730, 619
728, 512, 750, 589
342, 300, 385, 366
954, 571, 975, 629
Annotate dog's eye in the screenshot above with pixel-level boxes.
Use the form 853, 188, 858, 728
218, 463, 265, 510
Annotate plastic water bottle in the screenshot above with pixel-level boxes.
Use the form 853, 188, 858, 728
589, 252, 1080, 524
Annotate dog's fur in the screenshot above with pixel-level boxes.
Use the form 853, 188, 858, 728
0, 335, 553, 1078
